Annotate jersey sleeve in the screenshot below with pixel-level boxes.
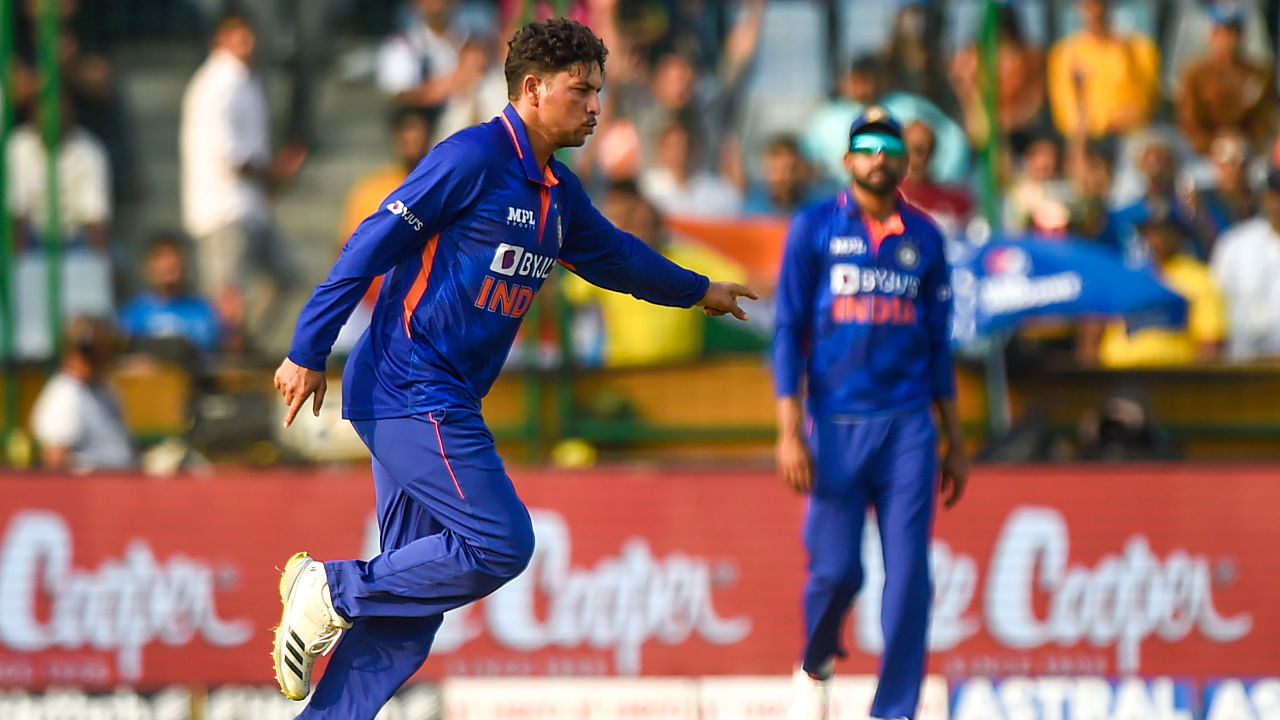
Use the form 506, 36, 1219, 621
557, 174, 709, 308
288, 137, 488, 370
922, 228, 956, 400
772, 211, 820, 398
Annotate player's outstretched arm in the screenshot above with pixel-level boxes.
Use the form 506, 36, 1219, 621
697, 281, 758, 321
274, 357, 327, 428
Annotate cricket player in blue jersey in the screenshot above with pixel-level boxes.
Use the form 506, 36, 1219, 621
773, 107, 968, 720
267, 19, 756, 719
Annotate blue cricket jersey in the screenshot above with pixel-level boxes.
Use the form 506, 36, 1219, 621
288, 105, 710, 419
772, 189, 955, 418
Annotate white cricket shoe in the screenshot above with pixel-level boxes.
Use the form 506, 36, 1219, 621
272, 552, 352, 700
786, 660, 833, 720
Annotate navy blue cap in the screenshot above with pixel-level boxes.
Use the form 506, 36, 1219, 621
848, 105, 903, 144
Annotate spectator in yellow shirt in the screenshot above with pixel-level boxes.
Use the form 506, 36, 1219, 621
562, 181, 748, 367
1048, 0, 1160, 138
333, 107, 433, 352
1098, 204, 1226, 367
339, 107, 434, 257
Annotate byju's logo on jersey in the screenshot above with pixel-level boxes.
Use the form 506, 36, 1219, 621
830, 264, 921, 298
385, 199, 424, 232
507, 206, 536, 229
829, 236, 867, 256
491, 244, 525, 276
490, 243, 555, 279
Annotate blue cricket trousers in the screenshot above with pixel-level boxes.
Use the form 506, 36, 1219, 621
800, 404, 937, 720
297, 408, 534, 720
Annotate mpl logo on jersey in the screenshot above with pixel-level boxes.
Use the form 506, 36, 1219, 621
506, 206, 536, 229
385, 199, 424, 232
829, 236, 867, 256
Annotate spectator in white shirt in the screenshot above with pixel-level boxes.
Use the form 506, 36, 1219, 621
377, 0, 468, 121
180, 12, 304, 353
6, 94, 111, 250
29, 315, 137, 472
1210, 168, 1280, 361
432, 35, 509, 145
639, 120, 743, 219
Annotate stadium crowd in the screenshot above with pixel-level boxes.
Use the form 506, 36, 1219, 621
7, 0, 1280, 469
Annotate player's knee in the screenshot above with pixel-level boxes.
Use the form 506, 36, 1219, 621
486, 510, 535, 581
812, 563, 864, 598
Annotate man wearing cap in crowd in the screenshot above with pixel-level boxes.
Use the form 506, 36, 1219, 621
1191, 130, 1258, 246
1176, 1, 1277, 157
1097, 201, 1226, 367
1210, 168, 1280, 361
773, 105, 967, 720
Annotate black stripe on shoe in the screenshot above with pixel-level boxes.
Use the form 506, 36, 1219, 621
290, 629, 307, 652
284, 656, 305, 680
286, 641, 305, 667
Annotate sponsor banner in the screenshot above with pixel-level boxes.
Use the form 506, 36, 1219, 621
0, 465, 1277, 689
951, 676, 1197, 720
949, 239, 1187, 346
1202, 678, 1280, 720
203, 685, 438, 720
0, 686, 436, 720
443, 678, 699, 719
0, 688, 191, 720
698, 675, 949, 720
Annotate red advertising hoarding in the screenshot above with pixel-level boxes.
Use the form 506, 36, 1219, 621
0, 465, 1276, 690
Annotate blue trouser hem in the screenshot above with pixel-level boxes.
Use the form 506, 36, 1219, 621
799, 405, 937, 720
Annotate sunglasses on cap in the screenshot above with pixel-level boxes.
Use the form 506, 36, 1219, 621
850, 132, 906, 157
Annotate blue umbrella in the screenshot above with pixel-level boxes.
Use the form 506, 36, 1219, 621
950, 237, 1189, 347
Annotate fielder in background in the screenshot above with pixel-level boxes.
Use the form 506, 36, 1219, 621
269, 18, 756, 720
772, 106, 968, 720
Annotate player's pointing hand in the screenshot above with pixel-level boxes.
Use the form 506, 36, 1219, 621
274, 357, 327, 428
698, 281, 758, 321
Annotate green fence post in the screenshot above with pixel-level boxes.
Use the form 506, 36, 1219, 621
0, 0, 16, 457
38, 0, 63, 358
979, 0, 1012, 437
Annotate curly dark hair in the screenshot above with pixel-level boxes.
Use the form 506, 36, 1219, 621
504, 19, 608, 100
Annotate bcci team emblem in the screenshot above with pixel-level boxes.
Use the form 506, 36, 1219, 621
895, 240, 919, 270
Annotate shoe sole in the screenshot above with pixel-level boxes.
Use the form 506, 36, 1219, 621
272, 551, 313, 701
